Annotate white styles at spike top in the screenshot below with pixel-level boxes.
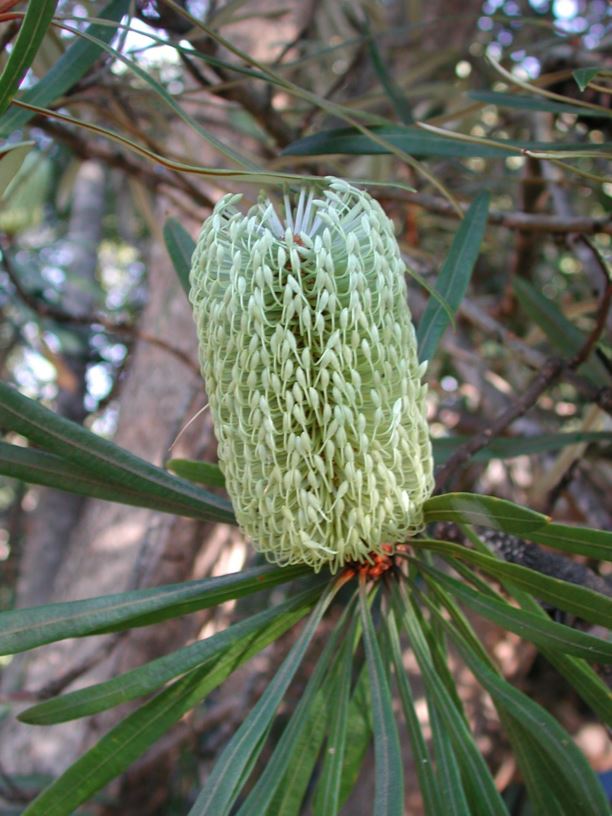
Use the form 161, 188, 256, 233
189, 178, 434, 572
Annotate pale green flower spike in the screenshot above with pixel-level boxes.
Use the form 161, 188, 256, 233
190, 177, 434, 572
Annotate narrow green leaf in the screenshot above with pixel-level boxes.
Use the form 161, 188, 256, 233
360, 585, 404, 816
0, 0, 57, 118
0, 383, 235, 524
0, 564, 309, 655
365, 24, 412, 124
282, 126, 612, 159
418, 563, 612, 662
422, 493, 548, 535
166, 458, 225, 489
337, 664, 372, 809
0, 0, 129, 135
501, 716, 569, 816
469, 90, 612, 118
49, 20, 258, 171
237, 607, 354, 816
542, 649, 612, 727
22, 598, 311, 816
423, 579, 607, 815
311, 628, 355, 816
452, 532, 612, 725
265, 686, 329, 816
188, 582, 338, 816
573, 67, 608, 92
417, 193, 489, 363
527, 522, 612, 562
412, 538, 612, 629
513, 277, 606, 383
23, 665, 214, 816
447, 621, 610, 815
384, 613, 441, 816
429, 705, 471, 816
0, 442, 224, 518
163, 217, 196, 298
392, 585, 507, 816
399, 586, 470, 816
19, 587, 320, 725
431, 431, 612, 465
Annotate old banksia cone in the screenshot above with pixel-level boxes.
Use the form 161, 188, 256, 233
190, 178, 434, 572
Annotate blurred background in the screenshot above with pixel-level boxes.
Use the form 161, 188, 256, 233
0, 0, 610, 812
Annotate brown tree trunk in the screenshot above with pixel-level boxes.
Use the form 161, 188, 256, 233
14, 160, 106, 610
0, 188, 247, 813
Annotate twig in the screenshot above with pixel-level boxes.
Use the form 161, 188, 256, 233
35, 635, 123, 699
545, 458, 580, 515
140, 2, 297, 149
436, 256, 612, 491
299, 44, 367, 133
272, 0, 321, 67
35, 117, 215, 210
384, 189, 612, 235
0, 18, 18, 53
568, 279, 612, 370
0, 763, 33, 804
435, 357, 565, 490
1, 244, 130, 329
137, 332, 200, 376
457, 298, 612, 415
568, 235, 612, 375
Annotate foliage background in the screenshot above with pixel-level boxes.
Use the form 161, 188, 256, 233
0, 0, 610, 813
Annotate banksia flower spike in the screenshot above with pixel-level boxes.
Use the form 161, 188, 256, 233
190, 178, 434, 572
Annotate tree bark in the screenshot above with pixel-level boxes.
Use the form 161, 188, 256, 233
14, 160, 106, 609
0, 189, 247, 813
